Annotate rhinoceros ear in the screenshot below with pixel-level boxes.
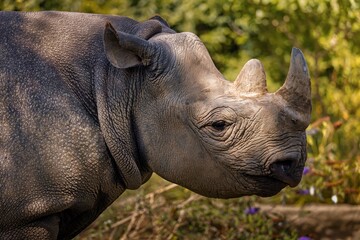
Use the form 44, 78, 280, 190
104, 22, 154, 69
150, 15, 170, 28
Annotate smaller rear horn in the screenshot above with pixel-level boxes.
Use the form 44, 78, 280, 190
235, 59, 268, 95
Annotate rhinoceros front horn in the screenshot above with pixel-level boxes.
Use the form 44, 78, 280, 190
276, 48, 312, 126
235, 59, 268, 95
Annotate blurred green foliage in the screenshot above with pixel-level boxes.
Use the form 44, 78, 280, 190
1, 0, 358, 160
1, 0, 359, 238
3, 0, 358, 201
76, 177, 300, 239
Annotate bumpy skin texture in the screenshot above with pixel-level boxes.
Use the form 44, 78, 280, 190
0, 11, 311, 239
0, 11, 156, 239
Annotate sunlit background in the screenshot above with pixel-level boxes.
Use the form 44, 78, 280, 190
2, 0, 359, 239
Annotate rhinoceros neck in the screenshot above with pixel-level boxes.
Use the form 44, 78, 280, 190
94, 65, 152, 190
4, 11, 152, 189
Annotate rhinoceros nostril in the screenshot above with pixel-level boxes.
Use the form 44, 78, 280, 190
273, 159, 293, 173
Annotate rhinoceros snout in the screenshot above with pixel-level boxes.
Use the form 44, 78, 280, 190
269, 154, 302, 187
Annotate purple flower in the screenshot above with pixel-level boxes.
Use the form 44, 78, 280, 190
306, 128, 318, 136
298, 236, 312, 240
297, 189, 310, 195
303, 167, 310, 175
244, 207, 260, 215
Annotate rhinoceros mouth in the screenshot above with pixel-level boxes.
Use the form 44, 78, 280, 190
268, 158, 303, 187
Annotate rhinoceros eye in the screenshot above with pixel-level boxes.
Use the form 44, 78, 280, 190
211, 120, 228, 131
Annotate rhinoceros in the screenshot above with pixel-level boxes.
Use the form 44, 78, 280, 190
0, 11, 311, 239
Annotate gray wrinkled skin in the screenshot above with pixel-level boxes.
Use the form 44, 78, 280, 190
0, 11, 311, 239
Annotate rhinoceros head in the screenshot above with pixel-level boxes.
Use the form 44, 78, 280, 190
104, 21, 311, 198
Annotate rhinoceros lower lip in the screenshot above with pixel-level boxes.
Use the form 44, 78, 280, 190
269, 160, 299, 187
